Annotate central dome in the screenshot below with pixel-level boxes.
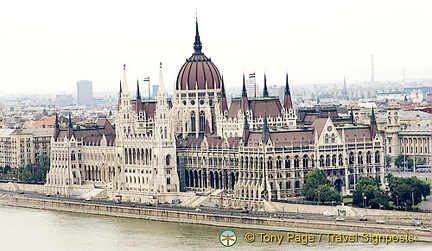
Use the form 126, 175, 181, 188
176, 20, 222, 91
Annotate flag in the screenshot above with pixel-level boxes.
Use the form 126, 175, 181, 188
249, 73, 255, 78
144, 77, 150, 82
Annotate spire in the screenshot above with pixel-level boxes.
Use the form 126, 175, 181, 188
136, 79, 141, 100
263, 74, 269, 97
67, 112, 73, 139
285, 72, 290, 95
221, 75, 226, 98
121, 64, 129, 96
262, 114, 270, 143
193, 17, 203, 54
283, 72, 293, 110
241, 74, 249, 112
158, 62, 165, 91
242, 73, 247, 97
119, 80, 122, 96
243, 115, 250, 144
220, 75, 228, 113
68, 113, 72, 128
55, 113, 59, 129
53, 113, 60, 140
370, 107, 377, 138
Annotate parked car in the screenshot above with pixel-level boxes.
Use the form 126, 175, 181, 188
336, 217, 346, 221
376, 219, 385, 224
359, 217, 368, 221
323, 211, 334, 216
195, 208, 202, 212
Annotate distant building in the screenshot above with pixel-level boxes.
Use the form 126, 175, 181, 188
246, 78, 259, 98
55, 94, 74, 107
152, 85, 159, 99
77, 80, 93, 106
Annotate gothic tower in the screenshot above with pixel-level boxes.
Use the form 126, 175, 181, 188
153, 63, 180, 193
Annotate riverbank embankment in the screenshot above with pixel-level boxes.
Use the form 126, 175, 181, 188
1, 194, 430, 243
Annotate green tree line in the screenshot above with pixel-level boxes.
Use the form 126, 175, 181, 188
0, 158, 50, 183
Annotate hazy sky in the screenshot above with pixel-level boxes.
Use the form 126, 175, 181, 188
1, 0, 431, 96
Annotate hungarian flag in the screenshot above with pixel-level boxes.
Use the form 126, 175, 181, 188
144, 77, 150, 82
249, 73, 255, 78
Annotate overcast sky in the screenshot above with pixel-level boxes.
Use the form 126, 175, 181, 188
1, 0, 431, 96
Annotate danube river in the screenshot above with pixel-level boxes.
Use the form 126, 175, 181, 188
0, 205, 429, 251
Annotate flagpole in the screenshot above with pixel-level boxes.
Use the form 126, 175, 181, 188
254, 71, 256, 97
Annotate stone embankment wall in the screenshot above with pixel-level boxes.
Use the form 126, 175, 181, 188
0, 195, 430, 242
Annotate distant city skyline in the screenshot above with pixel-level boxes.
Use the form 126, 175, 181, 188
1, 0, 431, 95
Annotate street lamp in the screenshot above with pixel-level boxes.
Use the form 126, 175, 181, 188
364, 196, 367, 208
396, 195, 399, 208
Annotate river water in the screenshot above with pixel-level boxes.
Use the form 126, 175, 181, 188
0, 205, 430, 251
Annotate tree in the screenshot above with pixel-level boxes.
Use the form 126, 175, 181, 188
384, 155, 392, 169
394, 155, 413, 169
353, 176, 390, 208
317, 184, 341, 203
387, 173, 431, 208
302, 169, 340, 203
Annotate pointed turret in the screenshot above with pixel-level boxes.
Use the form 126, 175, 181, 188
370, 107, 377, 139
136, 79, 142, 112
241, 74, 249, 112
119, 79, 122, 96
263, 74, 269, 97
219, 75, 228, 113
117, 80, 122, 111
67, 112, 73, 139
243, 115, 250, 144
136, 79, 141, 100
121, 64, 129, 96
262, 114, 270, 144
157, 62, 166, 96
193, 17, 203, 55
283, 72, 293, 110
54, 113, 60, 140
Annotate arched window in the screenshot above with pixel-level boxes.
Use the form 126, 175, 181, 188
285, 157, 290, 169
166, 155, 171, 166
325, 155, 330, 167
358, 152, 363, 165
324, 134, 329, 144
276, 156, 282, 169
303, 155, 309, 168
349, 152, 354, 165
294, 155, 300, 168
199, 111, 205, 132
331, 133, 336, 143
191, 111, 196, 132
338, 154, 343, 166
267, 157, 273, 169
332, 154, 337, 166
375, 151, 380, 163
319, 155, 324, 167
366, 151, 371, 164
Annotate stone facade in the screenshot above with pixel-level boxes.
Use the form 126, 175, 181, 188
45, 20, 385, 203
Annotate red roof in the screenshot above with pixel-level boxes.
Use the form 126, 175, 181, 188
227, 98, 283, 118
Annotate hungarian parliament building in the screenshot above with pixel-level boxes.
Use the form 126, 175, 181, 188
46, 21, 385, 205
